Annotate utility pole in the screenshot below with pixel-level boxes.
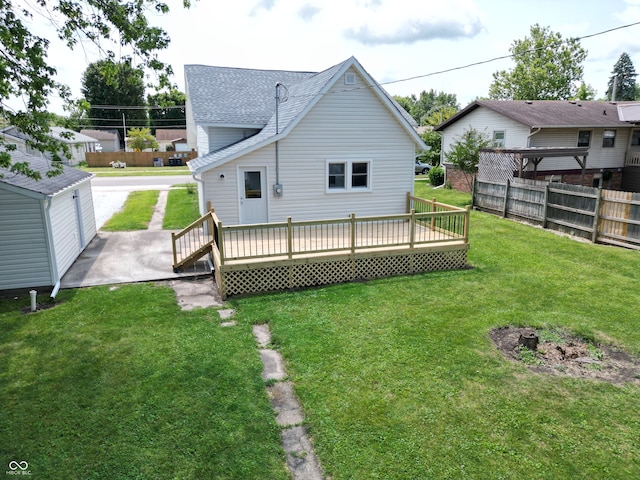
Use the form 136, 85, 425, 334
122, 113, 127, 151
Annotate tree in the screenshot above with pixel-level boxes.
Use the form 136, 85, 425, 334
419, 129, 443, 166
488, 24, 587, 100
82, 60, 148, 148
444, 127, 491, 191
394, 89, 458, 125
127, 127, 158, 151
0, 0, 190, 179
147, 89, 186, 133
606, 52, 637, 101
573, 82, 597, 101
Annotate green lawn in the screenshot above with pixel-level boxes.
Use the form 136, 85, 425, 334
228, 185, 640, 479
2, 184, 639, 479
102, 190, 159, 231
163, 185, 200, 229
0, 285, 288, 479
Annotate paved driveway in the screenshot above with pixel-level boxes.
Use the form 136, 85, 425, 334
61, 180, 209, 289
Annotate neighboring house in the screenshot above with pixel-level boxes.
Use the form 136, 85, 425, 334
436, 100, 640, 191
79, 129, 122, 152
0, 150, 96, 295
185, 56, 426, 224
155, 129, 188, 152
1, 126, 98, 166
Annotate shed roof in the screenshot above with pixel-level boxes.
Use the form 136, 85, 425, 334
0, 150, 92, 196
436, 100, 631, 131
48, 127, 98, 144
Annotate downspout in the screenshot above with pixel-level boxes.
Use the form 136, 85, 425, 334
273, 83, 283, 196
43, 196, 61, 298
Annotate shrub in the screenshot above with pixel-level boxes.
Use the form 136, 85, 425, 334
428, 166, 444, 186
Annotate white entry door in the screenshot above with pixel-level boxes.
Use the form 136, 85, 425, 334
239, 167, 268, 224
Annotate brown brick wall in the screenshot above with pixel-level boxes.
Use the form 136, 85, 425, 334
444, 165, 475, 193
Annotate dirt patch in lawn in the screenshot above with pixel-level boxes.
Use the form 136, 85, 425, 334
490, 326, 640, 384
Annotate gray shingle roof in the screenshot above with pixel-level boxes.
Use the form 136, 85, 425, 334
436, 100, 631, 131
185, 64, 316, 125
188, 57, 423, 174
47, 127, 98, 144
79, 129, 120, 141
0, 150, 92, 196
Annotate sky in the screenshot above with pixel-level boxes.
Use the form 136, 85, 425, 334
26, 0, 640, 115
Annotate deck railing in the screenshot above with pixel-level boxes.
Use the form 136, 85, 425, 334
212, 197, 469, 264
626, 151, 640, 167
171, 211, 216, 271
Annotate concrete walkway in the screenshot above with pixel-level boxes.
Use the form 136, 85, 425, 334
61, 187, 210, 289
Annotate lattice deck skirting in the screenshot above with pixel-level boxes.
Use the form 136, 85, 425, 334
214, 243, 469, 298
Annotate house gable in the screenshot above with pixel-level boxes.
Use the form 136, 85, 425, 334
188, 57, 426, 175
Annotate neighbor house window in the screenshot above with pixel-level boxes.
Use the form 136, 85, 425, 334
577, 130, 591, 147
603, 130, 616, 148
492, 131, 505, 148
327, 160, 371, 191
632, 130, 640, 146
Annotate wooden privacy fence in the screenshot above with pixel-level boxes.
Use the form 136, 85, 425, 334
86, 151, 197, 167
172, 195, 471, 297
473, 177, 640, 249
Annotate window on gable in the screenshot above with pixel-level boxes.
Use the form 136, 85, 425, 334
492, 131, 505, 148
577, 130, 591, 147
327, 160, 371, 192
603, 130, 616, 148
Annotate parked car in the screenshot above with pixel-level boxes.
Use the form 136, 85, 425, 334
415, 160, 431, 175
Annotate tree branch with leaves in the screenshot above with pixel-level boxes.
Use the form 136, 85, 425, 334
0, 0, 192, 179
444, 127, 492, 192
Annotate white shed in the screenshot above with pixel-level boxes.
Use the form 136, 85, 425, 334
186, 57, 426, 224
0, 151, 96, 295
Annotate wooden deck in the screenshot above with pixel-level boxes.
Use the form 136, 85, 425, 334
172, 194, 471, 298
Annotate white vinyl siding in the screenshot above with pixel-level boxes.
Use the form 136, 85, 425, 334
0, 190, 52, 289
202, 66, 417, 224
441, 108, 530, 161
207, 127, 260, 153
529, 128, 629, 170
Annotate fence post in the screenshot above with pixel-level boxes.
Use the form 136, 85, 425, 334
406, 191, 411, 214
592, 187, 603, 243
502, 179, 510, 218
350, 213, 356, 253
287, 217, 293, 259
471, 175, 477, 209
542, 182, 550, 229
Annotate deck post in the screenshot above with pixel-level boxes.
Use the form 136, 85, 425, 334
350, 213, 356, 253
410, 209, 416, 248
406, 191, 411, 213
171, 232, 178, 268
431, 198, 437, 231
287, 217, 293, 259
217, 220, 225, 266
464, 206, 471, 243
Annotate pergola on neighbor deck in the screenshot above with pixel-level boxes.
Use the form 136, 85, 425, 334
172, 194, 470, 298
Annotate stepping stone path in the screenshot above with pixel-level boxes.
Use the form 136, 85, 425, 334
253, 324, 325, 480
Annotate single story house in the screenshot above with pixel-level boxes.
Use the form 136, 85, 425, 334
436, 100, 640, 191
185, 56, 426, 224
1, 126, 99, 166
79, 129, 122, 152
155, 129, 188, 152
0, 151, 96, 295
